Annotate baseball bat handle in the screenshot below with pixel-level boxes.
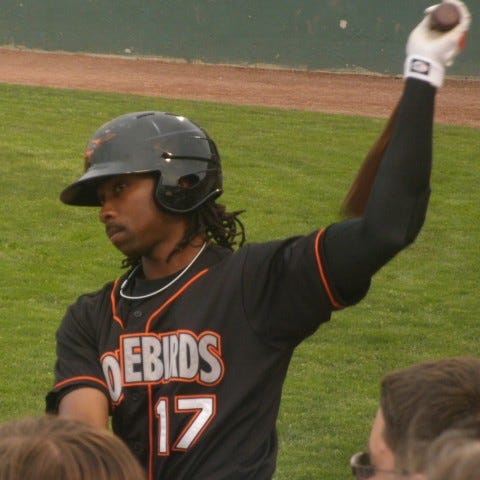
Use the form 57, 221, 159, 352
340, 102, 400, 218
341, 2, 461, 218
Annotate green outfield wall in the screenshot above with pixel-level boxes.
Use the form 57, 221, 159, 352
1, 0, 478, 77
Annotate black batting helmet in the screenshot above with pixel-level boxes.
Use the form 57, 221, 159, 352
60, 111, 223, 213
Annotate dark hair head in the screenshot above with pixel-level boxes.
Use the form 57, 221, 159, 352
0, 415, 146, 480
379, 356, 480, 472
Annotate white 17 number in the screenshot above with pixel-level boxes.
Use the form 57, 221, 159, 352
155, 395, 216, 455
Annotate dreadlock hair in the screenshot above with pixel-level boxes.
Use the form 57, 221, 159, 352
121, 200, 246, 269
177, 200, 246, 252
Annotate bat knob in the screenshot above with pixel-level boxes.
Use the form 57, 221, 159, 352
429, 2, 461, 32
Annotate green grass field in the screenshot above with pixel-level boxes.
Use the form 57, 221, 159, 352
1, 82, 479, 479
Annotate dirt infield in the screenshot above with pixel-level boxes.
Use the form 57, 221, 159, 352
1, 47, 479, 127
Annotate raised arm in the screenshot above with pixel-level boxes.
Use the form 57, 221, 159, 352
323, 0, 471, 299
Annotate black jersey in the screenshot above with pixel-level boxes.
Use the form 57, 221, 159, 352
47, 230, 361, 479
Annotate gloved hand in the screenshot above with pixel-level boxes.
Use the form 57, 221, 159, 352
404, 0, 471, 87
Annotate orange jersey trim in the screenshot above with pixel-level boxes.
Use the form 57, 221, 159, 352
110, 278, 125, 329
145, 269, 209, 332
144, 269, 210, 479
148, 385, 155, 480
110, 267, 210, 480
111, 268, 209, 331
315, 229, 343, 309
54, 375, 108, 391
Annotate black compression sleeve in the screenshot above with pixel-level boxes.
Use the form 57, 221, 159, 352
323, 78, 436, 298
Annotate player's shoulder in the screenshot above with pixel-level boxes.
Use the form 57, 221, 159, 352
69, 280, 117, 311
242, 234, 314, 257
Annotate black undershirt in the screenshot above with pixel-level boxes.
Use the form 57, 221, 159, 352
324, 78, 435, 299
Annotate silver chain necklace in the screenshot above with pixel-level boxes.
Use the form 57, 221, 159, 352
119, 242, 207, 300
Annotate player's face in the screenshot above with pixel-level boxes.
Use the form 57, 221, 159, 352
97, 173, 186, 259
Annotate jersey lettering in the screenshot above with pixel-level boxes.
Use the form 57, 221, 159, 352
155, 395, 216, 455
101, 330, 224, 402
174, 395, 216, 451
101, 351, 123, 404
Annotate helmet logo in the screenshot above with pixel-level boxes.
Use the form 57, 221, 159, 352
84, 133, 117, 170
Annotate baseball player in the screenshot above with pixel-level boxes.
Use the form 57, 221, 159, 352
46, 2, 470, 479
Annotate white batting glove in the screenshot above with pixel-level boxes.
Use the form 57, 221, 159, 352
404, 0, 471, 87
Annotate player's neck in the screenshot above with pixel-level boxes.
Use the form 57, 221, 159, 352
141, 236, 206, 280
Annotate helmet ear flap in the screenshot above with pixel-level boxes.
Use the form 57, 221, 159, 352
153, 172, 177, 212
153, 164, 222, 214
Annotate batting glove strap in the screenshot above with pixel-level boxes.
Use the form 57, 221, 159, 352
404, 55, 444, 88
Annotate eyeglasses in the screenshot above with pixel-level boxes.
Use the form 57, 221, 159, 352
350, 451, 409, 479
